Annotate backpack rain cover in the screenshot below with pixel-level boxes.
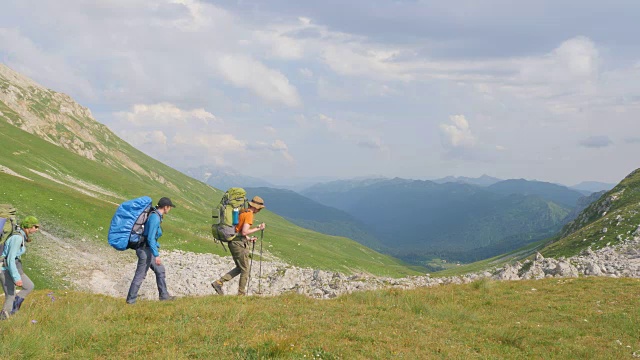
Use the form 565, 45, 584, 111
108, 196, 153, 251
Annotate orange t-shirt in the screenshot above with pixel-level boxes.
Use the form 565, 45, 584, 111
235, 210, 254, 234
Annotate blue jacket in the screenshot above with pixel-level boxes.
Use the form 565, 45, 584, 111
143, 211, 163, 257
1, 229, 27, 282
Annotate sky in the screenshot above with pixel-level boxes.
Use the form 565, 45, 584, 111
1, 0, 639, 186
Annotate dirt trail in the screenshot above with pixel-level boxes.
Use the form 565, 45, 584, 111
30, 231, 289, 300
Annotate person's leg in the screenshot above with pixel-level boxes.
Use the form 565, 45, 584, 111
149, 253, 171, 300
12, 271, 34, 314
234, 242, 250, 295
218, 240, 244, 283
126, 247, 152, 304
15, 260, 34, 299
0, 270, 16, 317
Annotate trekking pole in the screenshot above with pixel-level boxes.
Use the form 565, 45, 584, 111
247, 240, 256, 295
258, 229, 264, 294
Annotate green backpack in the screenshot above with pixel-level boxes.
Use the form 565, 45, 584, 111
211, 188, 248, 247
0, 204, 18, 244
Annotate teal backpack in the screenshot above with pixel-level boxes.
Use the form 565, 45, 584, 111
211, 188, 248, 249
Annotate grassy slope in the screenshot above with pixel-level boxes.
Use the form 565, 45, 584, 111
541, 168, 640, 258
0, 277, 638, 358
0, 114, 419, 280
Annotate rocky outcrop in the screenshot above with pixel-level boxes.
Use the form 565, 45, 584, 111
560, 189, 625, 237
0, 64, 173, 185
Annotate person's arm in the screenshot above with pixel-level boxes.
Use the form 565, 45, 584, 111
240, 212, 266, 236
5, 235, 22, 284
146, 213, 161, 258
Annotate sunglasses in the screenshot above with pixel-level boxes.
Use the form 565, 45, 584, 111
34, 225, 39, 229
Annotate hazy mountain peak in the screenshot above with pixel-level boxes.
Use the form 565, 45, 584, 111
432, 174, 502, 186
570, 181, 616, 193
182, 164, 275, 191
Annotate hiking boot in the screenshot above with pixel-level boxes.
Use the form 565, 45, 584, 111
11, 296, 24, 315
160, 296, 176, 301
0, 310, 9, 320
211, 281, 224, 295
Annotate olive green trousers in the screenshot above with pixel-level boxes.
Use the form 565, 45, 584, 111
218, 239, 250, 295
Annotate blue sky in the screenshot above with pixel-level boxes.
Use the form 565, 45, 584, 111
1, 0, 639, 185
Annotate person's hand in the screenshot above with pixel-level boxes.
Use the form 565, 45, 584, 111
258, 223, 266, 230
15, 280, 23, 287
248, 236, 257, 243
155, 257, 162, 266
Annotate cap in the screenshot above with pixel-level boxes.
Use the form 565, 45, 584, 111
157, 197, 176, 208
21, 216, 40, 229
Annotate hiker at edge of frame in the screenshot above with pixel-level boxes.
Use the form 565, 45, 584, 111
211, 196, 266, 296
126, 197, 177, 304
0, 216, 40, 320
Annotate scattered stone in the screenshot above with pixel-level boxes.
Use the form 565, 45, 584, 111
28, 227, 640, 301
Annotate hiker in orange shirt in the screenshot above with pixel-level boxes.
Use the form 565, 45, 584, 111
211, 196, 266, 296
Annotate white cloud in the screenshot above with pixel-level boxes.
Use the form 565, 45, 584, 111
1, 1, 302, 109
216, 54, 301, 107
299, 68, 314, 78
115, 103, 217, 126
2, 1, 639, 184
0, 28, 96, 99
113, 103, 246, 167
316, 113, 389, 153
318, 113, 336, 130
247, 139, 295, 163
252, 29, 304, 60
440, 115, 477, 149
317, 77, 353, 101
147, 130, 168, 145
357, 137, 388, 152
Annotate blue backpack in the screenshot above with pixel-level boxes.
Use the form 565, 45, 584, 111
108, 196, 154, 251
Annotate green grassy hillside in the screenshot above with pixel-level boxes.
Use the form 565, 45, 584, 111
0, 66, 419, 280
1, 277, 638, 358
541, 168, 640, 258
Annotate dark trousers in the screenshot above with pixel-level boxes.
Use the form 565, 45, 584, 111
126, 246, 169, 303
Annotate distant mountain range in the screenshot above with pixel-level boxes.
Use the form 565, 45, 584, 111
300, 177, 591, 266
245, 187, 385, 250
486, 179, 584, 208
431, 174, 502, 187
181, 165, 275, 191
183, 164, 612, 267
570, 181, 616, 194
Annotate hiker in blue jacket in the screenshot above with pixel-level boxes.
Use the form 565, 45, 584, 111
0, 216, 39, 319
126, 197, 176, 304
